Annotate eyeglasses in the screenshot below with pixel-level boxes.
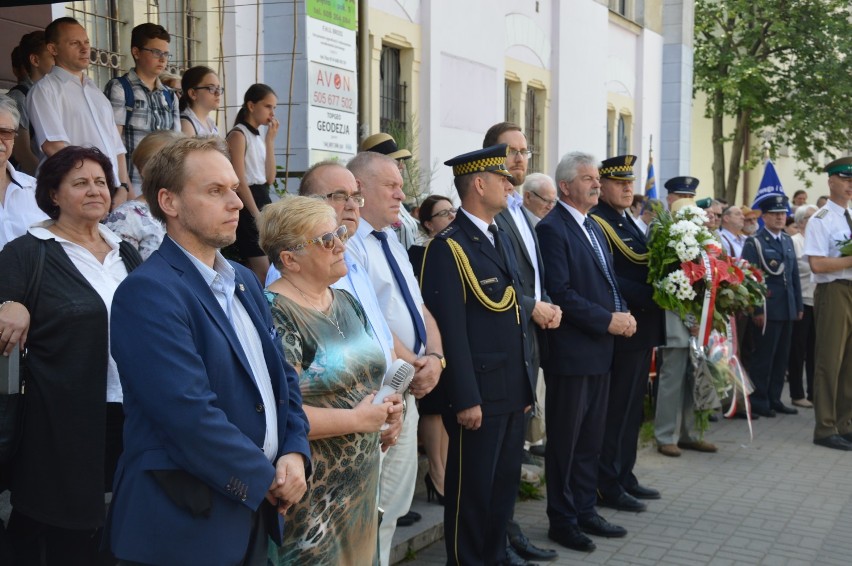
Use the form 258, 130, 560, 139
0, 128, 18, 141
289, 225, 348, 252
528, 190, 557, 207
430, 207, 457, 220
508, 148, 533, 159
326, 192, 365, 207
139, 47, 173, 61
192, 85, 224, 96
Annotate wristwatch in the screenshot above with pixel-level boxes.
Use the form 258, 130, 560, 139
118, 182, 130, 192
427, 352, 446, 369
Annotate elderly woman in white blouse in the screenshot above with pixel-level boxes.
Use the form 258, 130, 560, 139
0, 94, 47, 251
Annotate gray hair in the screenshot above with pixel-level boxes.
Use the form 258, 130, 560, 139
554, 151, 598, 185
346, 151, 397, 182
522, 172, 555, 194
0, 94, 21, 129
794, 204, 818, 225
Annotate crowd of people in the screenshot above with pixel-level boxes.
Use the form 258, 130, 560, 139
1, 14, 852, 566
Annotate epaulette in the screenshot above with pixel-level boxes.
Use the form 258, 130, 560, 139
815, 209, 829, 219
435, 225, 459, 240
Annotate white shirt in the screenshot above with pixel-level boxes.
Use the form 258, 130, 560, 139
180, 107, 220, 137
803, 199, 852, 283
232, 123, 267, 186
0, 163, 48, 250
719, 227, 745, 259
27, 65, 127, 181
174, 238, 279, 461
459, 207, 495, 245
265, 251, 395, 369
507, 191, 542, 300
29, 221, 128, 403
347, 219, 427, 355
559, 200, 595, 246
791, 232, 814, 306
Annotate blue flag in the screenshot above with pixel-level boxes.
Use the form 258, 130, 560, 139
752, 159, 786, 210
645, 155, 657, 200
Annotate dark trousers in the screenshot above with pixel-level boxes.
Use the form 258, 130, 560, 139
788, 305, 815, 401
544, 372, 609, 528
598, 349, 652, 499
748, 320, 793, 411
442, 410, 525, 566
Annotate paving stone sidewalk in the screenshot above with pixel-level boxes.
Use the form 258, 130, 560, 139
405, 403, 852, 565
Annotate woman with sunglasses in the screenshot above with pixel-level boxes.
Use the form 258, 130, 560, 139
406, 194, 456, 506
229, 83, 279, 282
258, 196, 401, 565
178, 66, 222, 137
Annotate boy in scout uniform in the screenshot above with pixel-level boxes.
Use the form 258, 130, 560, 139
420, 144, 535, 565
741, 194, 803, 418
591, 155, 665, 512
803, 156, 852, 451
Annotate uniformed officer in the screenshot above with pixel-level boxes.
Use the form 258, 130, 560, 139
655, 177, 718, 456
591, 155, 665, 512
741, 194, 803, 417
420, 144, 534, 565
803, 156, 852, 451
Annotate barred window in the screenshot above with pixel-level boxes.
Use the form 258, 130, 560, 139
380, 46, 407, 133
148, 0, 201, 75
525, 86, 543, 174
66, 0, 123, 87
617, 114, 630, 155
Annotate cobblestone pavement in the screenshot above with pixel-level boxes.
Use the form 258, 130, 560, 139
408, 401, 852, 565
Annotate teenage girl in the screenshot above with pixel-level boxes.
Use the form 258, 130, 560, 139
179, 66, 222, 137
227, 83, 279, 282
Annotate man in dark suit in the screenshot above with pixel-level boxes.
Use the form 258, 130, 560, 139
536, 151, 636, 553
421, 144, 534, 565
108, 137, 311, 565
484, 122, 560, 564
590, 155, 665, 513
742, 194, 803, 417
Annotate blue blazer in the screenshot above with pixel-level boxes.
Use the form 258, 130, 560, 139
741, 227, 802, 321
108, 237, 311, 565
536, 203, 624, 376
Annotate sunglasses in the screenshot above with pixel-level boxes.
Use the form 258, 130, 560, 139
430, 207, 457, 220
289, 225, 348, 252
0, 128, 18, 141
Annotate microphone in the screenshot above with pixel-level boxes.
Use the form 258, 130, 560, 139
373, 359, 415, 405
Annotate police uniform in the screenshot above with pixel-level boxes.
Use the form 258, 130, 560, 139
741, 195, 802, 416
654, 177, 716, 454
420, 145, 533, 565
591, 156, 665, 509
803, 156, 852, 450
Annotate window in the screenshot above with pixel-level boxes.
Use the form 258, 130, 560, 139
67, 0, 122, 87
526, 86, 543, 173
505, 80, 520, 124
148, 0, 201, 75
380, 46, 407, 133
609, 0, 632, 19
606, 107, 616, 157
617, 114, 629, 155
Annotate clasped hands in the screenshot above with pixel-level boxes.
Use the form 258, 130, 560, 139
608, 311, 637, 337
532, 301, 562, 329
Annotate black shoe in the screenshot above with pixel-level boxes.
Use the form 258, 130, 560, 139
814, 434, 852, 451
626, 484, 661, 500
396, 510, 422, 526
504, 545, 538, 566
753, 407, 776, 418
521, 449, 536, 465
547, 525, 596, 552
730, 411, 759, 420
424, 473, 445, 506
842, 433, 852, 443
529, 444, 547, 457
708, 413, 719, 422
771, 403, 798, 415
578, 514, 627, 538
509, 531, 558, 561
597, 492, 647, 512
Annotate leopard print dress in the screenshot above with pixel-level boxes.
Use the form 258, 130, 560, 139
267, 289, 384, 566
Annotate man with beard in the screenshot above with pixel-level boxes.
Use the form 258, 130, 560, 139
590, 155, 665, 513
483, 122, 561, 564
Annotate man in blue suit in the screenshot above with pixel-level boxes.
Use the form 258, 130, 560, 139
109, 137, 311, 565
536, 151, 636, 553
742, 194, 803, 417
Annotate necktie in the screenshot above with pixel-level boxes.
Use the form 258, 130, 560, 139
583, 217, 624, 312
845, 210, 852, 234
372, 230, 427, 354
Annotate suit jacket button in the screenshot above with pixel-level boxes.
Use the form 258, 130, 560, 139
256, 403, 264, 413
